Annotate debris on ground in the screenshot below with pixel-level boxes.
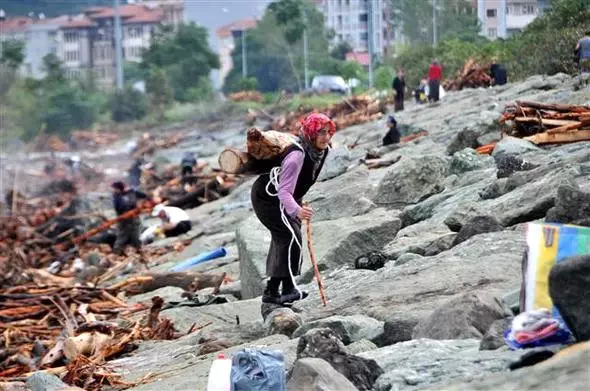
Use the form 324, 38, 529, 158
71, 131, 120, 150
132, 132, 187, 159
500, 100, 590, 145
443, 58, 492, 91
229, 90, 265, 103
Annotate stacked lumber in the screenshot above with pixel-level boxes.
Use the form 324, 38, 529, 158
229, 90, 265, 103
71, 131, 120, 150
443, 58, 492, 91
500, 100, 590, 145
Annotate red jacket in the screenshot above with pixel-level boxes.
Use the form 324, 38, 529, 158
428, 63, 443, 81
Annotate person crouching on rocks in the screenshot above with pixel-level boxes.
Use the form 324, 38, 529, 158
252, 113, 335, 305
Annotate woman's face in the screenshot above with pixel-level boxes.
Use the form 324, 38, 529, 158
313, 128, 333, 150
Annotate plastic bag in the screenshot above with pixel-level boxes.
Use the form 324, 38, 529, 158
230, 348, 286, 391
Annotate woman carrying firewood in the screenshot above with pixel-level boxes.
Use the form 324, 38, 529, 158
251, 113, 335, 305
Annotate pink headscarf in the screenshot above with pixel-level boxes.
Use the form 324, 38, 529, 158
300, 113, 336, 140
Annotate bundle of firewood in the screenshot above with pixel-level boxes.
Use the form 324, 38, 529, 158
443, 58, 492, 91
500, 100, 590, 145
229, 90, 265, 103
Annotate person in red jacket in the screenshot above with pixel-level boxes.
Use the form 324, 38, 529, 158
428, 60, 443, 102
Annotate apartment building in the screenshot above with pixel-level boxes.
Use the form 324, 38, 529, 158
215, 18, 257, 88
316, 0, 393, 57
477, 0, 542, 39
1, 2, 183, 88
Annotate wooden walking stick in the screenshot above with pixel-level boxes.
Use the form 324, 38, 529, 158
304, 212, 327, 307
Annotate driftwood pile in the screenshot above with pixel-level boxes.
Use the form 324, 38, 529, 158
501, 100, 590, 145
271, 95, 387, 133
443, 58, 492, 91
71, 131, 120, 150
132, 132, 187, 159
229, 90, 265, 103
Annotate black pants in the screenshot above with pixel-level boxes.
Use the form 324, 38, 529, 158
429, 79, 440, 102
164, 220, 192, 237
114, 218, 141, 254
394, 92, 404, 111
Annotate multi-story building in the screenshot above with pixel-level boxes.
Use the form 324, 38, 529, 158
1, 2, 183, 88
215, 18, 257, 89
477, 0, 542, 39
316, 0, 393, 58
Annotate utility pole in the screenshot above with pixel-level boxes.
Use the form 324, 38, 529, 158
114, 0, 124, 89
301, 6, 309, 89
367, 0, 373, 88
432, 0, 437, 45
241, 30, 247, 78
0, 9, 5, 65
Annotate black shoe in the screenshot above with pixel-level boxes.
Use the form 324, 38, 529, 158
281, 289, 309, 304
262, 290, 282, 304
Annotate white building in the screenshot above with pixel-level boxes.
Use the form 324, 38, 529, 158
317, 0, 393, 57
477, 0, 543, 39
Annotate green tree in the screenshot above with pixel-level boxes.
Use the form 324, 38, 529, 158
110, 86, 149, 123
338, 61, 364, 81
146, 67, 174, 120
141, 23, 220, 102
330, 41, 353, 60
0, 39, 25, 69
375, 66, 395, 90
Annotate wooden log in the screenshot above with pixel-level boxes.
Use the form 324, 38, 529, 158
546, 121, 583, 134
218, 148, 250, 174
514, 117, 581, 127
118, 271, 227, 295
364, 155, 402, 169
516, 100, 590, 113
524, 129, 590, 144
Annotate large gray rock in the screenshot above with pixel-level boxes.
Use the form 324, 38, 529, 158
287, 358, 358, 391
292, 315, 384, 345
444, 344, 590, 390
263, 306, 303, 337
299, 208, 401, 283
317, 146, 359, 181
494, 154, 538, 178
545, 185, 590, 226
358, 339, 519, 391
383, 221, 453, 259
549, 255, 590, 342
373, 155, 449, 208
452, 215, 504, 246
446, 128, 480, 155
480, 318, 512, 351
491, 136, 542, 157
450, 148, 494, 175
412, 293, 505, 340
345, 339, 378, 355
26, 372, 71, 391
307, 167, 376, 222
236, 215, 271, 299
296, 328, 383, 391
374, 316, 419, 347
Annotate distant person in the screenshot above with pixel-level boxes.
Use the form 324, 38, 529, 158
152, 204, 192, 237
111, 181, 148, 255
180, 151, 197, 179
575, 31, 590, 73
414, 78, 428, 104
490, 62, 508, 86
128, 157, 144, 189
382, 115, 401, 146
391, 69, 406, 111
428, 60, 443, 102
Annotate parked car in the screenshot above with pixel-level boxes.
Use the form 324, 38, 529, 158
310, 75, 350, 95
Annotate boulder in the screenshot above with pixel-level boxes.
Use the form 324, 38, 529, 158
446, 128, 480, 155
26, 372, 75, 391
494, 154, 538, 178
359, 339, 519, 391
450, 148, 494, 175
452, 215, 503, 246
545, 185, 590, 226
287, 358, 358, 391
549, 255, 590, 341
345, 339, 378, 355
491, 136, 542, 158
480, 318, 512, 351
296, 328, 383, 391
444, 342, 590, 390
292, 315, 384, 345
307, 166, 376, 222
0, 383, 27, 391
412, 292, 505, 340
236, 215, 271, 299
317, 146, 359, 182
395, 253, 423, 266
373, 155, 449, 208
374, 316, 419, 347
299, 208, 401, 283
383, 221, 453, 259
263, 306, 303, 337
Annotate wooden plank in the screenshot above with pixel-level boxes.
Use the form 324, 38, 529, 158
546, 122, 583, 134
517, 100, 590, 113
524, 129, 590, 145
514, 117, 580, 127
